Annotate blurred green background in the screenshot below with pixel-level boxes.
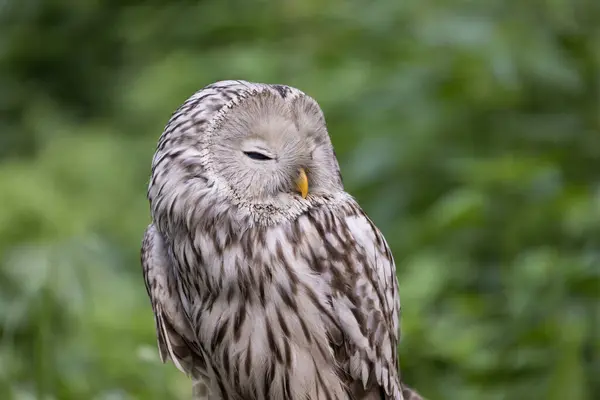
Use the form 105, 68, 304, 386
1, 1, 599, 399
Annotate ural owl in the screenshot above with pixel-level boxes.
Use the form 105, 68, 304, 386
141, 80, 422, 400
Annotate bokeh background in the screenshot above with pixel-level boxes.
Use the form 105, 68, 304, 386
1, 1, 599, 399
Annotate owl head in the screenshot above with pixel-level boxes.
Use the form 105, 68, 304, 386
149, 80, 346, 228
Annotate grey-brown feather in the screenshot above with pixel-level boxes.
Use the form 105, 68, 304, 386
141, 80, 423, 399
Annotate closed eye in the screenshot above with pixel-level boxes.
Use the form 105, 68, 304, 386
244, 151, 273, 161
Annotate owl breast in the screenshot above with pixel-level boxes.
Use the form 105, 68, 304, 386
168, 218, 348, 400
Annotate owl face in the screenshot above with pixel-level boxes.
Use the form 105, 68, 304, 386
149, 81, 347, 229
205, 88, 343, 204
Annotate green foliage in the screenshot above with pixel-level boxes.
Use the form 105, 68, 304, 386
1, 0, 598, 399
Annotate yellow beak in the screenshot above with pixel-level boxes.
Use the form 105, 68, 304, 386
296, 168, 309, 199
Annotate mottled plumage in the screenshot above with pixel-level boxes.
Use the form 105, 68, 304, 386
141, 80, 422, 400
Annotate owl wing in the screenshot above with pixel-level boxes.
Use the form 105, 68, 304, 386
141, 224, 209, 384
312, 203, 403, 399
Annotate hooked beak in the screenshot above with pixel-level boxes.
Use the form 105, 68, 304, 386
295, 168, 309, 199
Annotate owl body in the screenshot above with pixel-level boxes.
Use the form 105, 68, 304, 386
142, 81, 421, 400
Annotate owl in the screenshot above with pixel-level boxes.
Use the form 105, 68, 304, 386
141, 80, 422, 400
